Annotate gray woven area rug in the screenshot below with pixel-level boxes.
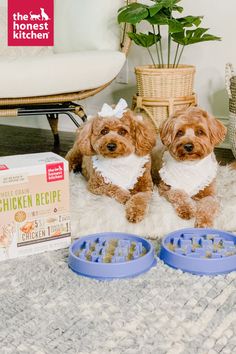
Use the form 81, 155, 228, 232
0, 246, 235, 354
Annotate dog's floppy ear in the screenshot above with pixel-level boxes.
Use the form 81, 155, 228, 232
76, 119, 95, 155
126, 111, 157, 156
160, 116, 176, 147
202, 110, 227, 146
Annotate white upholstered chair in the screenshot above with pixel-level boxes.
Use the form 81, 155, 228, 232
0, 0, 135, 144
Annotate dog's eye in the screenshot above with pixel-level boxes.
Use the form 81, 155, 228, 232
196, 129, 205, 136
176, 130, 184, 137
101, 128, 109, 135
118, 128, 127, 136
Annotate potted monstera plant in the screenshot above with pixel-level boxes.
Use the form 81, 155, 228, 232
118, 0, 221, 129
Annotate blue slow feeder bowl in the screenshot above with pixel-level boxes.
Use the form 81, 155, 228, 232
160, 228, 236, 275
68, 232, 156, 280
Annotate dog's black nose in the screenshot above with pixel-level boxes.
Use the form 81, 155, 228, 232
107, 143, 117, 152
184, 143, 194, 152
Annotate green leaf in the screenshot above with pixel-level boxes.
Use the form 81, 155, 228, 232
172, 27, 221, 46
171, 31, 186, 45
178, 16, 203, 27
160, 0, 182, 8
128, 32, 160, 47
149, 0, 182, 11
146, 12, 168, 25
148, 31, 161, 42
147, 15, 183, 33
149, 3, 163, 17
187, 27, 209, 37
168, 19, 184, 33
173, 5, 183, 13
118, 3, 149, 25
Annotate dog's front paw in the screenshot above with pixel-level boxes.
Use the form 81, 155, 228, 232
194, 196, 219, 228
195, 211, 214, 228
119, 190, 131, 205
125, 204, 145, 223
175, 202, 196, 220
194, 219, 213, 228
167, 189, 196, 219
125, 194, 149, 223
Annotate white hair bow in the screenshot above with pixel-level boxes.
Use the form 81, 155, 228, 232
98, 98, 128, 119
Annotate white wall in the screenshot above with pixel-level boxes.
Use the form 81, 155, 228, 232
1, 0, 235, 132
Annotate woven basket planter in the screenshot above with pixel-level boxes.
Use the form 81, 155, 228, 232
225, 63, 236, 158
132, 64, 197, 130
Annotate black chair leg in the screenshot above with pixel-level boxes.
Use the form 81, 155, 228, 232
46, 113, 60, 146
46, 104, 87, 146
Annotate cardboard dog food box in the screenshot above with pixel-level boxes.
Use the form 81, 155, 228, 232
0, 152, 71, 261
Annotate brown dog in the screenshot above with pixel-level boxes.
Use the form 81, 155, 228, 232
66, 101, 157, 223
158, 107, 227, 227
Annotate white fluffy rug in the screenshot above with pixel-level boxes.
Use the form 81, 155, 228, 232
70, 165, 236, 239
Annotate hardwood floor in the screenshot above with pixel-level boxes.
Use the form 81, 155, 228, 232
0, 124, 75, 158
0, 124, 235, 165
215, 147, 235, 165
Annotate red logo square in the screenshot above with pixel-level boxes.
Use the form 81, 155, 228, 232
8, 0, 54, 46
0, 165, 9, 171
46, 163, 64, 183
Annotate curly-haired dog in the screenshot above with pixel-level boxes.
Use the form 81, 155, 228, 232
158, 107, 227, 227
66, 99, 157, 223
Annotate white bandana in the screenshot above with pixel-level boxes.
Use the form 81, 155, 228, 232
159, 151, 218, 196
92, 154, 150, 190
98, 98, 128, 119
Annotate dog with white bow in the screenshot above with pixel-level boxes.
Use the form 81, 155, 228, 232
66, 99, 157, 223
